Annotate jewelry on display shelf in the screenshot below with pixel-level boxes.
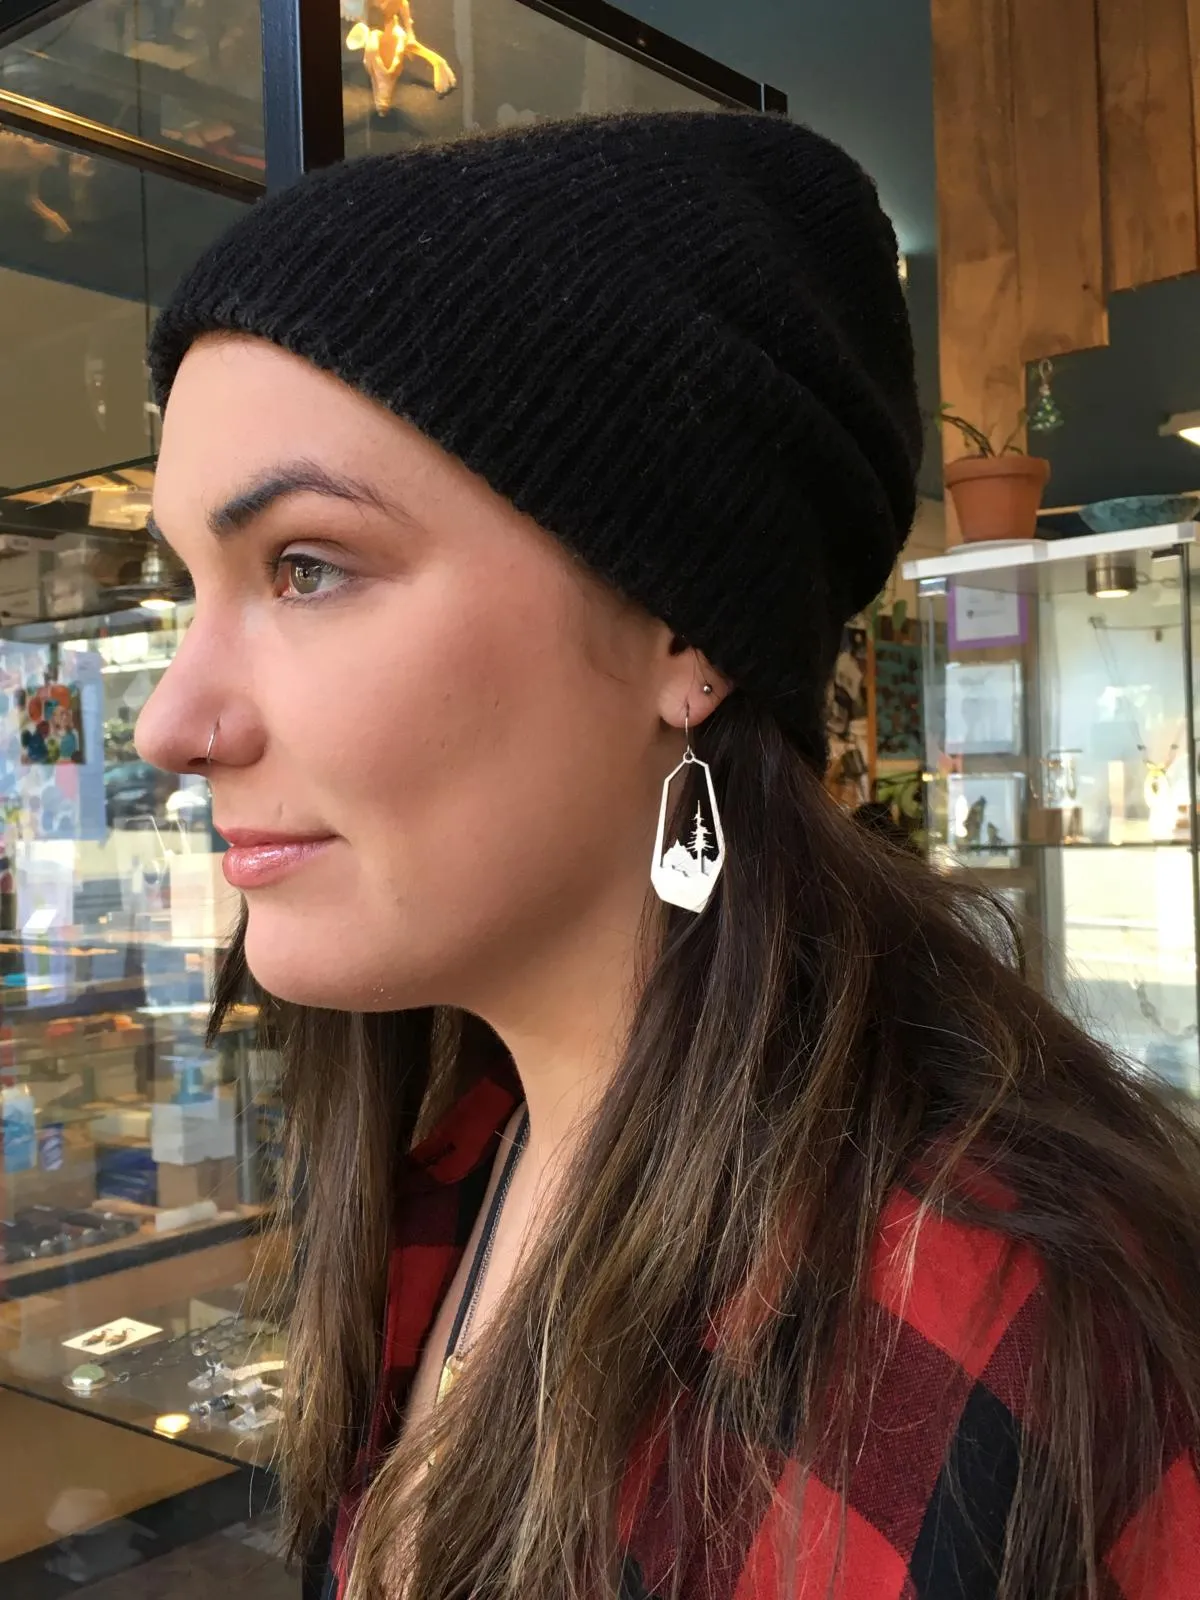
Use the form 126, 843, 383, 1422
65, 1363, 111, 1395
189, 1393, 237, 1417
189, 1378, 283, 1427
187, 1357, 226, 1393
63, 1316, 162, 1354
61, 1314, 285, 1412
230, 1401, 282, 1433
1088, 616, 1187, 815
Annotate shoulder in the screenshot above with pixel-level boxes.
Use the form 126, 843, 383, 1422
869, 1183, 1045, 1385
705, 1187, 1199, 1600
816, 1188, 1200, 1600
780, 1187, 1048, 1600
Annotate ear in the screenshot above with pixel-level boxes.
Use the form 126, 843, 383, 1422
656, 636, 731, 731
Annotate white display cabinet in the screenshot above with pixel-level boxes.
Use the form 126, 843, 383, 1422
904, 524, 1200, 1097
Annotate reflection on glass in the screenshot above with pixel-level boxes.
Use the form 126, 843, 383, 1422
0, 126, 96, 241
0, 133, 247, 491
0, 1, 264, 175
343, 0, 721, 155
1059, 847, 1199, 1095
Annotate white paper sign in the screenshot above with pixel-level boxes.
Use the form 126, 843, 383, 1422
63, 1316, 163, 1353
950, 585, 1023, 646
944, 660, 1023, 755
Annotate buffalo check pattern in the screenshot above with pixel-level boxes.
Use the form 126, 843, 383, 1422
328, 1076, 1200, 1599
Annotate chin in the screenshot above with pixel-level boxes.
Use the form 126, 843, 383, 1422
241, 920, 426, 1012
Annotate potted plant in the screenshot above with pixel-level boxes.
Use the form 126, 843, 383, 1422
937, 406, 1050, 544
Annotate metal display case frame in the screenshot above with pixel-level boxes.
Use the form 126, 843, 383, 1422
1, 0, 785, 196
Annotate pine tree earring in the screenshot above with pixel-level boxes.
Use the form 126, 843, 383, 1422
651, 698, 725, 913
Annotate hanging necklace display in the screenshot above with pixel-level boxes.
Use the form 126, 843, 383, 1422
651, 710, 725, 913
1088, 616, 1185, 816
437, 1107, 530, 1409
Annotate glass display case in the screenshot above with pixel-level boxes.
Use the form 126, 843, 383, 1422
905, 524, 1200, 1098
0, 474, 292, 1586
0, 0, 781, 1587
0, 494, 289, 1336
0, 1, 264, 176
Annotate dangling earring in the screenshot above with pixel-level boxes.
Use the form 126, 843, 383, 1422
650, 694, 725, 913
1027, 358, 1064, 434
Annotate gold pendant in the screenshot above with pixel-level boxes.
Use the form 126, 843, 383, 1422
437, 1352, 464, 1406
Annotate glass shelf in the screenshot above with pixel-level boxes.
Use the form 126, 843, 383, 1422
949, 839, 1194, 852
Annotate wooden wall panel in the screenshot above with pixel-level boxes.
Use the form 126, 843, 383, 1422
1188, 0, 1200, 227
1011, 0, 1107, 359
1098, 0, 1199, 291
931, 0, 1024, 469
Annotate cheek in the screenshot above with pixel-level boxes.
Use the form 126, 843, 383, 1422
241, 567, 655, 1007
290, 570, 581, 823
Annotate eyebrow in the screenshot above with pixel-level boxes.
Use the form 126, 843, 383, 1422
145, 460, 399, 544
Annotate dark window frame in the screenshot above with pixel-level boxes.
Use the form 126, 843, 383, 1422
2, 0, 785, 193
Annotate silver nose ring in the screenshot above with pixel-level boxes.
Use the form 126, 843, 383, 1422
205, 717, 220, 768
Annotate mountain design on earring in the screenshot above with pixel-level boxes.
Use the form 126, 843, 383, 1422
661, 803, 716, 880
651, 754, 725, 913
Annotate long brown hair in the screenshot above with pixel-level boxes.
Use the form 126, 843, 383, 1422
218, 694, 1200, 1599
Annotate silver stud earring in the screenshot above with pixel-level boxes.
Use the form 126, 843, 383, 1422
650, 702, 726, 913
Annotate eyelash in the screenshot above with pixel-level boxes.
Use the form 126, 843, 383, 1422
268, 552, 352, 604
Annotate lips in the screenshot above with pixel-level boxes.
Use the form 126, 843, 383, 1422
217, 828, 337, 890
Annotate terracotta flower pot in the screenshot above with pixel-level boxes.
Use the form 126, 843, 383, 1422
944, 454, 1051, 544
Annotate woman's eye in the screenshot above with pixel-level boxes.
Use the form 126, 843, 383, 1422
273, 554, 347, 601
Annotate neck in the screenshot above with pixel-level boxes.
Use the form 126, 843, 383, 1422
465, 878, 651, 1165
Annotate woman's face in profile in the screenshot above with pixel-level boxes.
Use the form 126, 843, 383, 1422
136, 337, 680, 1013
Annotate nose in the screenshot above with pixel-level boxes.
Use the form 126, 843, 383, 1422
134, 625, 263, 775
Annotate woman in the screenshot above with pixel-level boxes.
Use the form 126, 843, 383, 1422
137, 112, 1200, 1599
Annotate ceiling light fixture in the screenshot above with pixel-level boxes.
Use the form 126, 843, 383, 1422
120, 546, 178, 612
1160, 410, 1200, 447
1087, 554, 1137, 599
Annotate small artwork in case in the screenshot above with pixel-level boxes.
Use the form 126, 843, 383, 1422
18, 682, 84, 765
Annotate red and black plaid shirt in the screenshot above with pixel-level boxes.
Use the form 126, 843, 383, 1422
329, 1075, 1200, 1598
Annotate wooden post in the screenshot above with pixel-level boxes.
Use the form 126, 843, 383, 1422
1098, 0, 1200, 291
1011, 0, 1108, 360
931, 0, 1024, 538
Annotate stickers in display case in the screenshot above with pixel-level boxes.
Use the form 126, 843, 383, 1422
18, 680, 85, 765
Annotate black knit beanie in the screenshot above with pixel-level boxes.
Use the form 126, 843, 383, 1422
149, 110, 921, 769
